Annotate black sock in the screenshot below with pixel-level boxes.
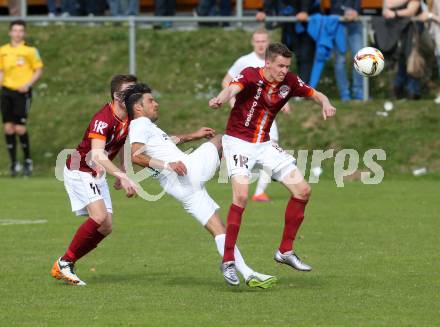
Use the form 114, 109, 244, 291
19, 133, 31, 160
5, 134, 17, 164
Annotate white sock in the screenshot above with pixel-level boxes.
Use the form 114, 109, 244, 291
254, 169, 270, 195
214, 234, 254, 280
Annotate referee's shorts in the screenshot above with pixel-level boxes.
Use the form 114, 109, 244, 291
1, 87, 32, 125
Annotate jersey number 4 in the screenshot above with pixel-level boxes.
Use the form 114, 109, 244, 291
233, 154, 249, 168
89, 182, 101, 195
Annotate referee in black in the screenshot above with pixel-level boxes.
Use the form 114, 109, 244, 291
0, 20, 43, 177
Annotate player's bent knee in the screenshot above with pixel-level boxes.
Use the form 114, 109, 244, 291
4, 124, 14, 134
297, 184, 312, 200
90, 212, 109, 224
233, 194, 248, 207
15, 125, 26, 135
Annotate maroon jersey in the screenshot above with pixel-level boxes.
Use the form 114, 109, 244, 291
66, 102, 129, 175
226, 67, 314, 143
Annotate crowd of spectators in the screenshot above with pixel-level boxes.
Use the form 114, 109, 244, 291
4, 0, 440, 101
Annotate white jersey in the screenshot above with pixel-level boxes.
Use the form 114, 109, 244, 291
227, 51, 265, 78
129, 117, 187, 164
227, 51, 279, 141
129, 116, 220, 225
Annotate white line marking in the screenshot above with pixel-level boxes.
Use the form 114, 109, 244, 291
0, 219, 48, 226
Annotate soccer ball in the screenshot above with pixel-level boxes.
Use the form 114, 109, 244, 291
353, 47, 385, 77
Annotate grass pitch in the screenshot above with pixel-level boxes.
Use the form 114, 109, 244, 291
0, 177, 438, 326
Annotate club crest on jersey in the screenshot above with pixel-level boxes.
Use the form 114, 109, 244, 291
232, 74, 244, 83
279, 85, 290, 99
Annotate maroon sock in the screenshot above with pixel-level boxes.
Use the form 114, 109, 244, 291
279, 197, 308, 254
61, 217, 106, 263
223, 204, 244, 263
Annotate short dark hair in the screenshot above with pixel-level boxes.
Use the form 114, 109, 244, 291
10, 20, 26, 30
110, 74, 138, 100
265, 43, 292, 61
122, 83, 152, 120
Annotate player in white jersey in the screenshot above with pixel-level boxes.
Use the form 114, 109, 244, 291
124, 83, 277, 288
222, 28, 290, 202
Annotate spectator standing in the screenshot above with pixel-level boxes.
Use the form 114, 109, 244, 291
256, 0, 319, 84
419, 0, 440, 102
108, 0, 139, 16
122, 0, 139, 15
107, 0, 123, 16
155, 0, 176, 28
60, 0, 77, 16
382, 0, 422, 99
8, 0, 20, 16
195, 0, 232, 26
330, 0, 364, 101
47, 0, 58, 17
77, 0, 107, 16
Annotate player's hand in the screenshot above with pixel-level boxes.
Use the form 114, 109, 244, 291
322, 105, 336, 120
17, 84, 30, 93
115, 172, 138, 197
113, 178, 122, 190
296, 12, 309, 22
344, 9, 358, 21
209, 97, 223, 109
256, 11, 266, 21
168, 161, 187, 176
193, 127, 216, 139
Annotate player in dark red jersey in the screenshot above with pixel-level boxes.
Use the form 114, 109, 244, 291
209, 43, 336, 286
51, 74, 139, 286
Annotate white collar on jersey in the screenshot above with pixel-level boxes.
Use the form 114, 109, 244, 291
133, 116, 154, 126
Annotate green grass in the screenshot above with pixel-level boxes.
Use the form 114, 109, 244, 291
0, 177, 438, 326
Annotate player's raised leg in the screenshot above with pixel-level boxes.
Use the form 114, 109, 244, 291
275, 167, 312, 271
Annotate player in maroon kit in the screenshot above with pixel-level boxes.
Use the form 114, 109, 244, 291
209, 43, 336, 286
51, 75, 139, 286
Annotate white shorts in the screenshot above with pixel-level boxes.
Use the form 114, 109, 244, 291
159, 142, 220, 226
63, 166, 113, 216
269, 120, 279, 142
222, 134, 296, 180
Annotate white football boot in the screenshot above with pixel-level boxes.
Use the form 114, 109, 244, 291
221, 261, 240, 286
51, 257, 86, 286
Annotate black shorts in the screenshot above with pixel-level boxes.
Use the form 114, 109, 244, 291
1, 87, 32, 125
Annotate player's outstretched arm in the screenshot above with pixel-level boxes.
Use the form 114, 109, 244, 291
209, 84, 242, 109
171, 127, 215, 145
131, 142, 187, 176
309, 90, 337, 120
90, 139, 138, 197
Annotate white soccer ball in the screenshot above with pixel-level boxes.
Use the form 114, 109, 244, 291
353, 47, 385, 77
